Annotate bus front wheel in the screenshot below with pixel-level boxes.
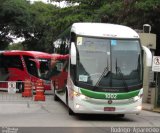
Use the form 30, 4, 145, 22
117, 114, 125, 117
66, 89, 74, 115
53, 82, 59, 101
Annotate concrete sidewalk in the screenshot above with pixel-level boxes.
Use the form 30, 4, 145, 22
142, 103, 160, 113
0, 102, 41, 114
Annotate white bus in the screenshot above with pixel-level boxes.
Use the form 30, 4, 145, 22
52, 23, 152, 116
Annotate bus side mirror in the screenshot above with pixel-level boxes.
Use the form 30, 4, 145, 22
142, 46, 152, 67
71, 42, 77, 65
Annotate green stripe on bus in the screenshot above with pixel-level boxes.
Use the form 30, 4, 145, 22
80, 88, 140, 100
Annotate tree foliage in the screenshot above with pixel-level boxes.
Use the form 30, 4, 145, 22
0, 0, 160, 54
22, 2, 58, 52
0, 0, 30, 48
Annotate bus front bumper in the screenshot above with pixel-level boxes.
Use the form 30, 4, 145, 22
70, 96, 142, 114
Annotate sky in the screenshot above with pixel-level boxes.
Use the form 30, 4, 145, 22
28, 0, 69, 8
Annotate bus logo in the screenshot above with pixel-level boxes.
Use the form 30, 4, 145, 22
105, 93, 117, 99
108, 100, 112, 104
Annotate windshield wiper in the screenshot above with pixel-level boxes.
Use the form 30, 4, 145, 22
115, 59, 129, 92
95, 66, 110, 87
94, 58, 110, 88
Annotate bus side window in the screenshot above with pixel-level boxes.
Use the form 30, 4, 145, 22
23, 56, 38, 77
4, 55, 23, 70
28, 61, 38, 77
71, 32, 76, 43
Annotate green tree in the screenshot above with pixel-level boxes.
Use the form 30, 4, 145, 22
1, 0, 160, 54
22, 2, 58, 52
7, 42, 24, 50
0, 0, 31, 49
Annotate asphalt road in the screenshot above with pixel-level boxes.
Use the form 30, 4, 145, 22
0, 94, 160, 133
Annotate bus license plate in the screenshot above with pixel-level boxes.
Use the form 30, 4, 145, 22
104, 107, 115, 111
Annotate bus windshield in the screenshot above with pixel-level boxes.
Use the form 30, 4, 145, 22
38, 58, 50, 80
76, 36, 143, 92
23, 56, 50, 80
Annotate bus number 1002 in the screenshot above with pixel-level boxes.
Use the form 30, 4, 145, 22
105, 94, 117, 99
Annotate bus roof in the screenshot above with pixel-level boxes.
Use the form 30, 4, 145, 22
71, 23, 139, 39
3, 50, 52, 59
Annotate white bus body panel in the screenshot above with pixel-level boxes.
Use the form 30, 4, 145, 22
71, 23, 139, 39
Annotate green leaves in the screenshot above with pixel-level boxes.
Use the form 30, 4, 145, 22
0, 0, 160, 52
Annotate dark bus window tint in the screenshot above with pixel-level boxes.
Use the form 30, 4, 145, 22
39, 59, 50, 73
3, 55, 23, 70
23, 55, 38, 77
0, 55, 9, 80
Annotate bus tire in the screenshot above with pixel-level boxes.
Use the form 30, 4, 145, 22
53, 82, 59, 101
53, 90, 59, 101
117, 114, 125, 117
66, 89, 74, 115
69, 108, 74, 115
17, 82, 24, 93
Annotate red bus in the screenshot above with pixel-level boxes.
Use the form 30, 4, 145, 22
49, 54, 69, 100
0, 50, 52, 92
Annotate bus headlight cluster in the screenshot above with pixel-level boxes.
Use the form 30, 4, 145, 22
73, 91, 87, 100
133, 94, 143, 102
133, 91, 143, 102
79, 94, 87, 100
136, 105, 142, 110
133, 96, 140, 101
75, 104, 80, 109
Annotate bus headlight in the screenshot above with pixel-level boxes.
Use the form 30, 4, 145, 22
73, 91, 87, 100
75, 104, 80, 109
73, 91, 79, 96
133, 90, 143, 102
136, 105, 142, 110
79, 94, 87, 100
134, 96, 140, 101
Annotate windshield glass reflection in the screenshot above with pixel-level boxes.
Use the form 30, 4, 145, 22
76, 37, 142, 92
